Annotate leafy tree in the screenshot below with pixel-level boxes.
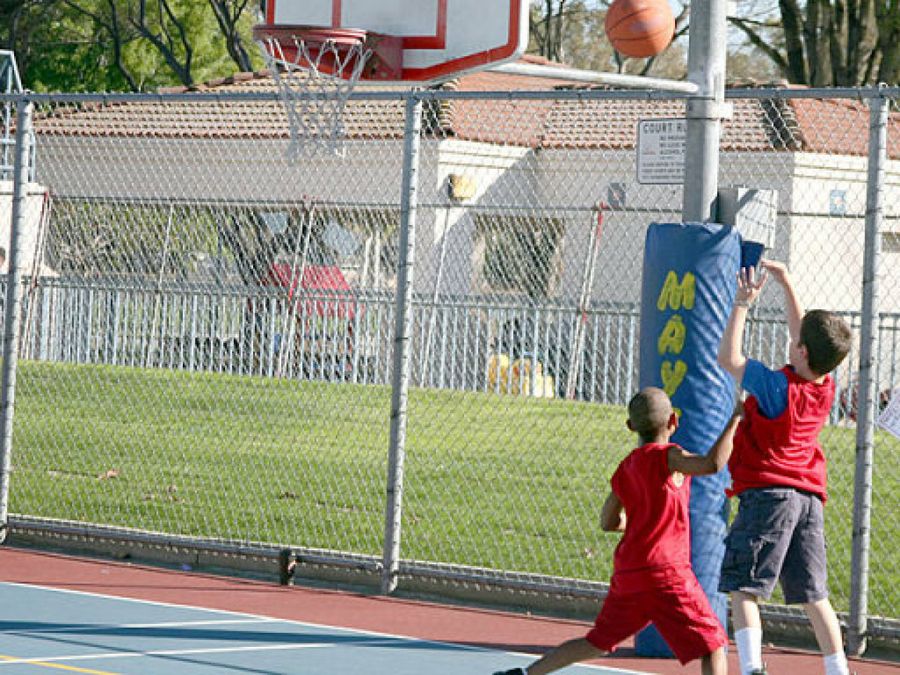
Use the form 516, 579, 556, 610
60, 0, 143, 90
0, 0, 37, 48
2, 1, 137, 91
208, 0, 255, 73
60, 0, 215, 88
4, 0, 262, 91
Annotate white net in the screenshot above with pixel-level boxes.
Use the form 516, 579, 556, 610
257, 33, 373, 158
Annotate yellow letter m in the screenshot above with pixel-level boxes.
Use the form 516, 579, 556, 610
656, 271, 696, 311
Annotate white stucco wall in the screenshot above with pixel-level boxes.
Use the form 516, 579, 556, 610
32, 133, 900, 315
424, 138, 536, 297
0, 181, 53, 276
783, 153, 900, 314
35, 137, 407, 204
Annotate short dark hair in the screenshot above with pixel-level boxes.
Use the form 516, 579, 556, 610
627, 387, 672, 439
800, 310, 852, 375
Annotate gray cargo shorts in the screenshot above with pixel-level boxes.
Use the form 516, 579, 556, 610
718, 487, 828, 604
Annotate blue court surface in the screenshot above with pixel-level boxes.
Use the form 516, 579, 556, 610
0, 582, 646, 674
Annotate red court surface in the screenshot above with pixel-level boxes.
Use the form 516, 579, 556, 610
0, 546, 896, 674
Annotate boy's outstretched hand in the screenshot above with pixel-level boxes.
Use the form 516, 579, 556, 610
760, 259, 789, 286
736, 264, 768, 306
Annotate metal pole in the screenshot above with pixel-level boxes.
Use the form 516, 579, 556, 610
420, 208, 451, 386
381, 94, 423, 594
1, 52, 25, 182
636, 0, 729, 658
567, 204, 603, 399
0, 98, 32, 543
488, 61, 699, 94
681, 0, 729, 222
848, 91, 888, 656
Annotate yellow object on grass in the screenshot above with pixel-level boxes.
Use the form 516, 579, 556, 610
488, 354, 554, 398
487, 353, 511, 393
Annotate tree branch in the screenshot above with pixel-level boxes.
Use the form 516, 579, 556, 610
208, 0, 253, 72
130, 0, 194, 86
728, 16, 788, 74
63, 0, 141, 90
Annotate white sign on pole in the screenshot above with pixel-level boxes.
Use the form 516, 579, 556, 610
877, 388, 900, 440
637, 118, 687, 185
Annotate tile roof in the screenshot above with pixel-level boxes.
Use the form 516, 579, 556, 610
790, 95, 900, 157
36, 73, 405, 141
30, 59, 899, 157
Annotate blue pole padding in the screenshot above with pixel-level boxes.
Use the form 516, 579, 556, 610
634, 222, 739, 657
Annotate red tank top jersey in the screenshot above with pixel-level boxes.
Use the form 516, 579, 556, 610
728, 366, 834, 501
610, 443, 691, 575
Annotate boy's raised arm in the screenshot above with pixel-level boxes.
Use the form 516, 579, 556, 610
760, 260, 803, 343
667, 413, 742, 476
718, 266, 768, 382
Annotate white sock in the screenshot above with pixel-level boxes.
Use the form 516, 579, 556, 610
734, 627, 764, 675
824, 651, 849, 675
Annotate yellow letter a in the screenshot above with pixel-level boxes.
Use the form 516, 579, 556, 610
657, 315, 686, 355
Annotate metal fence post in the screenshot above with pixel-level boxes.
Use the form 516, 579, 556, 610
681, 0, 727, 222
381, 93, 423, 594
0, 98, 33, 543
848, 90, 889, 656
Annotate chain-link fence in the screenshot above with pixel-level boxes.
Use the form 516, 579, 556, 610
0, 81, 898, 650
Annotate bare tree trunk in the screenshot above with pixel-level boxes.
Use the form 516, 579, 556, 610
876, 1, 900, 83
554, 0, 568, 63
805, 0, 827, 86
543, 0, 555, 58
738, 0, 881, 85
780, 0, 809, 83
532, 0, 568, 62
842, 0, 875, 86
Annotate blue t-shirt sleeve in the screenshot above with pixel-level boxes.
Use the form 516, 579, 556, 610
741, 359, 788, 419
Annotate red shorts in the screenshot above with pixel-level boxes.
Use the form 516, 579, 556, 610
585, 566, 727, 665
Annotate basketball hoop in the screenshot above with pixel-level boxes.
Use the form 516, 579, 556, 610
254, 25, 384, 157
254, 1, 530, 156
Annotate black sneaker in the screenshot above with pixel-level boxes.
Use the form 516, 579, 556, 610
749, 668, 768, 675
492, 669, 526, 675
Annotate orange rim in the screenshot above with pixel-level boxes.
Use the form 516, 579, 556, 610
252, 25, 369, 51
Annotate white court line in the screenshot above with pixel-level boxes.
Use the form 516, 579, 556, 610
1, 581, 291, 625
0, 618, 274, 635
0, 642, 332, 666
0, 581, 646, 673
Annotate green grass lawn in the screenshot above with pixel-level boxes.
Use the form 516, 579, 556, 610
7, 360, 898, 619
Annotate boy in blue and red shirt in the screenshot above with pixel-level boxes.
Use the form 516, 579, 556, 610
494, 387, 740, 675
717, 260, 853, 675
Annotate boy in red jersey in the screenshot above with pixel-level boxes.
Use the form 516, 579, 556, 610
493, 387, 740, 675
717, 260, 853, 675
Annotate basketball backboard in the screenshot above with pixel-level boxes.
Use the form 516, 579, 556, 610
258, 0, 529, 83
